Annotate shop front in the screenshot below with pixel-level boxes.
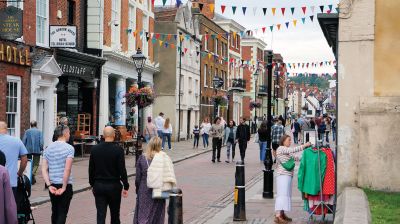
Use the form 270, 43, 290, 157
55, 49, 106, 138
0, 40, 31, 138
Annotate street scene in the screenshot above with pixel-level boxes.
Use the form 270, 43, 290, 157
0, 0, 399, 224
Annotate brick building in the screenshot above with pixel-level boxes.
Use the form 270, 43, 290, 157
192, 2, 229, 122
98, 0, 160, 133
272, 53, 288, 116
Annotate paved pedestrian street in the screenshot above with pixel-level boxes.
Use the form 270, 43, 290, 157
30, 137, 331, 224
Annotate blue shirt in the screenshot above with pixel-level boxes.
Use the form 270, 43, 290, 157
43, 141, 74, 185
22, 128, 44, 154
0, 134, 28, 187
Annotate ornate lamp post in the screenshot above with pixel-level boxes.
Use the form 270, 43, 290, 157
131, 48, 146, 162
252, 67, 259, 134
284, 98, 289, 124
212, 75, 222, 120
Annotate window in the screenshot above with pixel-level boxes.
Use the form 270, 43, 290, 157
195, 79, 199, 96
111, 0, 121, 50
6, 76, 21, 137
128, 6, 136, 52
203, 64, 208, 87
142, 15, 149, 57
236, 35, 240, 49
214, 39, 218, 55
204, 32, 208, 51
8, 0, 23, 8
189, 77, 193, 93
67, 0, 75, 25
230, 32, 234, 47
36, 0, 48, 46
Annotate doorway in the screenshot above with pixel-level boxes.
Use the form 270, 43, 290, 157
187, 110, 191, 139
36, 100, 45, 135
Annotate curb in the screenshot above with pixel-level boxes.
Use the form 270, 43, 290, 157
31, 148, 212, 206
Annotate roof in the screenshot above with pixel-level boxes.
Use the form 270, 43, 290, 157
318, 13, 338, 58
155, 6, 178, 21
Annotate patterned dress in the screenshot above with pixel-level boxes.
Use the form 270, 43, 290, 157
133, 155, 166, 224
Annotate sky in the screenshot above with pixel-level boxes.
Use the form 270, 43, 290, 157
154, 0, 338, 75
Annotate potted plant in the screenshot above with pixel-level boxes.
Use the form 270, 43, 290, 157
249, 100, 262, 111
212, 93, 228, 106
124, 85, 155, 108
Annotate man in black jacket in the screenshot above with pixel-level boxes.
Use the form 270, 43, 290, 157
89, 126, 129, 224
236, 117, 251, 162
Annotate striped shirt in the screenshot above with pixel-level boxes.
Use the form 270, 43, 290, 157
43, 141, 74, 184
276, 145, 305, 176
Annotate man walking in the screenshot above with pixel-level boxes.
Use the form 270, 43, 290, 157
0, 121, 28, 200
22, 121, 44, 185
89, 126, 129, 224
42, 125, 74, 224
271, 119, 285, 163
154, 112, 165, 138
236, 117, 250, 162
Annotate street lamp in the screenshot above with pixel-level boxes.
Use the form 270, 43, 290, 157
284, 98, 289, 124
213, 75, 222, 120
253, 66, 260, 133
132, 48, 146, 163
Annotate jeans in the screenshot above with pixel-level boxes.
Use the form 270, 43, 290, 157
27, 154, 41, 176
162, 133, 171, 149
212, 138, 222, 161
157, 130, 163, 138
325, 131, 330, 143
226, 141, 236, 160
293, 132, 299, 144
202, 133, 209, 148
93, 181, 122, 224
318, 133, 325, 144
49, 184, 73, 224
238, 140, 248, 162
193, 135, 200, 148
258, 141, 267, 161
332, 128, 336, 141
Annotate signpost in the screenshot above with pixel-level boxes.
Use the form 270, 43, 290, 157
0, 6, 23, 40
50, 26, 77, 48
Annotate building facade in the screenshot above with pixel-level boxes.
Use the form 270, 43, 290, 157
99, 0, 159, 134
154, 4, 201, 141
214, 13, 246, 124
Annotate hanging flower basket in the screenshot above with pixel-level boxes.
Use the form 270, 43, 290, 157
249, 100, 262, 111
124, 85, 155, 108
212, 93, 228, 106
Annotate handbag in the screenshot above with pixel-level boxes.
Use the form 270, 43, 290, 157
146, 158, 170, 199
281, 157, 295, 171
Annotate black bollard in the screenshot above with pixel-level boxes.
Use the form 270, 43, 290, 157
263, 149, 274, 198
233, 161, 246, 221
168, 189, 183, 224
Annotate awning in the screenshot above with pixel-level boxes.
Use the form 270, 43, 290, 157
318, 13, 339, 58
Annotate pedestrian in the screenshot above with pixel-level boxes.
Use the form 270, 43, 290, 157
42, 125, 74, 224
224, 120, 237, 163
331, 116, 337, 142
193, 125, 200, 149
0, 165, 18, 224
310, 117, 316, 129
279, 115, 286, 127
22, 121, 44, 185
325, 117, 331, 143
257, 121, 268, 162
274, 135, 311, 223
271, 119, 285, 163
144, 117, 157, 143
200, 118, 211, 149
154, 112, 165, 138
317, 120, 326, 144
210, 117, 224, 163
89, 126, 129, 224
133, 137, 177, 224
236, 117, 251, 163
53, 117, 74, 145
0, 121, 28, 201
291, 119, 301, 144
161, 118, 172, 150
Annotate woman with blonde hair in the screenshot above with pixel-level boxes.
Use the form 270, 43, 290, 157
133, 137, 177, 224
162, 118, 173, 150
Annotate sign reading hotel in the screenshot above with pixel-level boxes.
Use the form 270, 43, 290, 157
0, 6, 23, 40
50, 26, 77, 48
0, 41, 31, 66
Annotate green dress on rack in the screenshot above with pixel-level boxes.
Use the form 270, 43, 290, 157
297, 147, 327, 196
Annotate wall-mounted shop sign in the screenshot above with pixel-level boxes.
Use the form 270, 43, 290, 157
0, 41, 31, 66
0, 6, 23, 40
50, 26, 77, 48
58, 61, 95, 79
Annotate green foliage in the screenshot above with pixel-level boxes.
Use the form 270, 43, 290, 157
364, 188, 400, 224
288, 74, 331, 90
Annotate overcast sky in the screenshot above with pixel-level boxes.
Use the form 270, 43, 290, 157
154, 0, 338, 75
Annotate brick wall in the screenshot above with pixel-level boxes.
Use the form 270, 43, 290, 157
135, 8, 143, 51
148, 17, 154, 62
104, 0, 112, 46
120, 0, 129, 52
241, 45, 252, 120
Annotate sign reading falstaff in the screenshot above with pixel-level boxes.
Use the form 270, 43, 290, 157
0, 6, 23, 40
50, 26, 77, 48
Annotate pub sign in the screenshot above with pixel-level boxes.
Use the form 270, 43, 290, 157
0, 6, 23, 40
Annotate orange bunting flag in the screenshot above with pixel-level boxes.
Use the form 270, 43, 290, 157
159, 40, 163, 46
209, 4, 215, 13
133, 31, 137, 37
179, 35, 184, 42
233, 31, 237, 39
208, 53, 212, 59
167, 34, 172, 41
281, 8, 286, 16
170, 43, 175, 49
217, 34, 222, 39
293, 20, 297, 27
272, 8, 276, 16
277, 24, 281, 30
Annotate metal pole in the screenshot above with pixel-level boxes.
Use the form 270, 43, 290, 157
263, 50, 274, 198
135, 70, 143, 164
168, 189, 183, 224
178, 32, 182, 142
233, 161, 246, 221
214, 89, 218, 120
254, 76, 257, 133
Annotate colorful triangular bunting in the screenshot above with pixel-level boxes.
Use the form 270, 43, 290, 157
262, 8, 267, 16
272, 8, 276, 16
285, 22, 289, 29
310, 15, 314, 22
221, 5, 226, 14
290, 7, 295, 15
242, 7, 247, 15
302, 6, 307, 15
320, 5, 324, 13
232, 6, 237, 15
281, 8, 286, 16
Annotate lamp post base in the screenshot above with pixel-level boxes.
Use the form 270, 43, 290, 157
262, 169, 274, 199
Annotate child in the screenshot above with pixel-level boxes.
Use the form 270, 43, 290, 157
193, 125, 200, 148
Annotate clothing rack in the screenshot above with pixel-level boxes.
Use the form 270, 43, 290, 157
308, 139, 334, 222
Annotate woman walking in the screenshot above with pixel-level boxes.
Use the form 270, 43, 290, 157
224, 120, 237, 163
133, 137, 177, 224
200, 118, 211, 149
257, 121, 268, 162
161, 118, 172, 150
144, 117, 157, 142
210, 117, 224, 163
274, 135, 311, 223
